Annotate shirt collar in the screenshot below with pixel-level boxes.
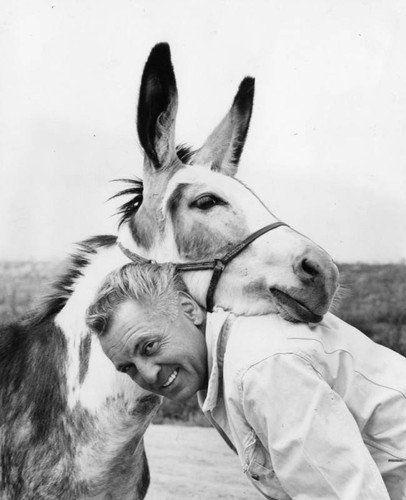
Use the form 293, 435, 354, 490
198, 308, 233, 412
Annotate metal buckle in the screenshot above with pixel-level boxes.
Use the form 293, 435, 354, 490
214, 259, 225, 271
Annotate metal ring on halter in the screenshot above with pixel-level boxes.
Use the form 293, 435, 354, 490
118, 221, 289, 312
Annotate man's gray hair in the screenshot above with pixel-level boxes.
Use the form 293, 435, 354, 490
86, 263, 187, 336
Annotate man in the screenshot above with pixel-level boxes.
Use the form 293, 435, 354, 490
87, 263, 406, 499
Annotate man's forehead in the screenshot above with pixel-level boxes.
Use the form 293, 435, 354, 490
113, 300, 169, 329
107, 300, 144, 333
105, 300, 169, 348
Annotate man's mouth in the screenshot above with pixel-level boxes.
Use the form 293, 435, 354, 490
162, 368, 179, 388
270, 288, 323, 323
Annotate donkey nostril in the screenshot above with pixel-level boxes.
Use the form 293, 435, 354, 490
300, 258, 319, 281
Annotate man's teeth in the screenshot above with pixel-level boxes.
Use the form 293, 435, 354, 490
162, 369, 178, 388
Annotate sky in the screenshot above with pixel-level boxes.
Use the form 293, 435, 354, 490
0, 0, 405, 263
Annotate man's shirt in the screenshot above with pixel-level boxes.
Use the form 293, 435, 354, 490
199, 311, 406, 500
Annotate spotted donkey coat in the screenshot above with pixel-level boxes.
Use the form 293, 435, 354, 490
0, 44, 339, 499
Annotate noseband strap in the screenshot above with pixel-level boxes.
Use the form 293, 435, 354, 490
118, 221, 288, 312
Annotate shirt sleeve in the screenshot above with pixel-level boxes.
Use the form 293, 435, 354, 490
241, 353, 390, 500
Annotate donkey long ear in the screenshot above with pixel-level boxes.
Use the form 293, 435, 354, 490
137, 43, 178, 171
193, 77, 255, 176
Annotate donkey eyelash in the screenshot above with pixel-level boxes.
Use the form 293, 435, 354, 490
190, 194, 226, 209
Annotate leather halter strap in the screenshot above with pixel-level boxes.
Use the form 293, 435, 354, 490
118, 221, 288, 312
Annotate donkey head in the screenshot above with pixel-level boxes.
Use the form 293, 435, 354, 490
118, 43, 339, 321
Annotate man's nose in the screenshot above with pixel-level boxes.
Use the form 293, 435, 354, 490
135, 359, 160, 385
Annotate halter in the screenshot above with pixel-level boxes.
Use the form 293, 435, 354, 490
118, 221, 288, 312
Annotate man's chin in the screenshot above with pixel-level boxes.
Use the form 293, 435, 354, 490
167, 391, 192, 403
168, 382, 203, 403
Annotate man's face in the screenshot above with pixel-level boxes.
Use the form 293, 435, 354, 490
100, 299, 208, 402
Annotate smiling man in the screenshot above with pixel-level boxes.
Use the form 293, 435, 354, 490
86, 263, 406, 500
99, 297, 207, 402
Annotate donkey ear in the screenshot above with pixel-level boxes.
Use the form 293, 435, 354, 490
192, 77, 255, 176
137, 43, 178, 171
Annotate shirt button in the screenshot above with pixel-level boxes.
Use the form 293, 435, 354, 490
251, 473, 260, 481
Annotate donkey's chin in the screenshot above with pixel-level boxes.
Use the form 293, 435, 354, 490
270, 288, 324, 324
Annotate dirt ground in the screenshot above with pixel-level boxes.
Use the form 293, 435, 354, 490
144, 424, 258, 499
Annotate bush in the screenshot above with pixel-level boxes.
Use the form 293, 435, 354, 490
336, 263, 406, 355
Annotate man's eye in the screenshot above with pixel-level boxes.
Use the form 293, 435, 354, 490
193, 195, 223, 210
119, 364, 134, 374
143, 341, 159, 356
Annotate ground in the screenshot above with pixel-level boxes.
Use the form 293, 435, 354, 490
144, 424, 258, 499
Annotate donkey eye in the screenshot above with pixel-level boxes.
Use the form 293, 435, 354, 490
193, 195, 223, 210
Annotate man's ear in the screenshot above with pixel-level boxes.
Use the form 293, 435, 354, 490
178, 291, 205, 326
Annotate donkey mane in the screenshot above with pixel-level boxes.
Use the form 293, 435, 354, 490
32, 235, 117, 325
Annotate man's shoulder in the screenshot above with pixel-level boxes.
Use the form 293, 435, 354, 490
224, 314, 306, 368
222, 313, 354, 372
231, 313, 317, 346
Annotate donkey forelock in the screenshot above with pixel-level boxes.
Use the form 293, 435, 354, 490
110, 145, 197, 251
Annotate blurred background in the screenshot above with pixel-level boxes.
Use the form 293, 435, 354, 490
1, 2, 405, 497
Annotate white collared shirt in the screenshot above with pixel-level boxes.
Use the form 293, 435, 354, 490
199, 311, 406, 499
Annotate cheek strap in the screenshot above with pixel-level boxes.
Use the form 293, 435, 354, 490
175, 221, 288, 312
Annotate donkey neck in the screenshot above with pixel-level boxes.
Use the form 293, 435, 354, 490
55, 243, 140, 411
55, 244, 129, 339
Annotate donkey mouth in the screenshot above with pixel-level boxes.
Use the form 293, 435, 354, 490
270, 288, 323, 324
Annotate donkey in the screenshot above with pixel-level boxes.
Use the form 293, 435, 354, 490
0, 43, 339, 499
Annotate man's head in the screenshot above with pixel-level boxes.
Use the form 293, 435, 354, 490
87, 263, 208, 402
